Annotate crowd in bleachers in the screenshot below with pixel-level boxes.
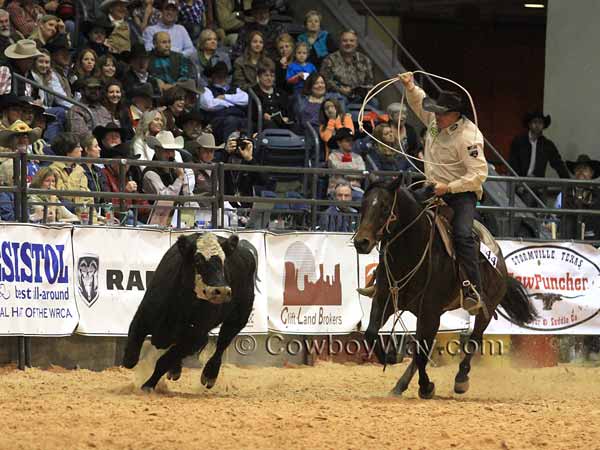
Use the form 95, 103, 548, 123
0, 0, 427, 230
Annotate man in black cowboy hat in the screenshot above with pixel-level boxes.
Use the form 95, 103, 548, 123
93, 122, 131, 155
68, 77, 113, 138
397, 71, 488, 315
122, 43, 162, 95
232, 0, 284, 60
177, 109, 207, 152
127, 82, 157, 127
509, 110, 569, 179
80, 17, 114, 57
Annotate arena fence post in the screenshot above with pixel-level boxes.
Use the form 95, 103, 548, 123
217, 163, 225, 228
211, 163, 219, 228
18, 152, 31, 368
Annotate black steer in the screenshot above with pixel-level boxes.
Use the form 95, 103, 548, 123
122, 232, 256, 390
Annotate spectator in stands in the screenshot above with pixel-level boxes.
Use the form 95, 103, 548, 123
0, 9, 24, 57
93, 121, 130, 155
387, 102, 419, 161
80, 18, 113, 57
81, 133, 109, 196
70, 48, 97, 86
161, 86, 186, 136
297, 10, 337, 68
320, 30, 374, 104
0, 94, 25, 130
69, 77, 112, 138
0, 120, 44, 191
178, 0, 205, 41
6, 0, 46, 37
233, 0, 284, 60
28, 167, 79, 223
28, 14, 62, 47
286, 42, 317, 96
49, 132, 92, 210
0, 39, 42, 96
99, 0, 142, 55
327, 127, 365, 198
132, 109, 165, 161
275, 33, 294, 95
199, 61, 248, 144
121, 43, 162, 96
31, 50, 55, 107
176, 78, 204, 113
233, 30, 272, 91
319, 97, 353, 159
197, 28, 231, 87
367, 122, 410, 172
103, 79, 134, 133
94, 53, 119, 84
222, 130, 265, 207
44, 33, 73, 94
127, 82, 156, 129
294, 72, 328, 131
253, 59, 291, 131
131, 0, 161, 32
509, 111, 569, 179
191, 132, 222, 194
101, 141, 146, 223
148, 31, 193, 88
215, 0, 244, 47
142, 130, 185, 195
143, 0, 196, 61
177, 109, 206, 152
317, 180, 357, 232
19, 96, 43, 126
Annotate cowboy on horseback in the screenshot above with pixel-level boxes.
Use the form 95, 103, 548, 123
359, 72, 488, 314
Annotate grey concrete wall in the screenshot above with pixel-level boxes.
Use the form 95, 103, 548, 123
544, 0, 600, 165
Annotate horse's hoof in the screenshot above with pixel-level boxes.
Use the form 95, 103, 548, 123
201, 373, 216, 389
388, 387, 403, 397
418, 382, 435, 400
141, 385, 153, 393
454, 379, 470, 394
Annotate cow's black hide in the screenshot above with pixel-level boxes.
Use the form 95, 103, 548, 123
122, 232, 256, 390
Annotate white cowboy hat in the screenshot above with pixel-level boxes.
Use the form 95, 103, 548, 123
4, 39, 44, 60
151, 131, 184, 150
197, 133, 224, 150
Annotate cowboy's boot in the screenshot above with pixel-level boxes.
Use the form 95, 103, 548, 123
357, 284, 376, 297
461, 280, 483, 315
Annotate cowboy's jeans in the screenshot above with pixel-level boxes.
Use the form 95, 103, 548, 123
443, 191, 482, 290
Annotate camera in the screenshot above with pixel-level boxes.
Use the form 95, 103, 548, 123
234, 135, 252, 156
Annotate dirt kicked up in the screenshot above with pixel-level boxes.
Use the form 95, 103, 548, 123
1, 361, 599, 450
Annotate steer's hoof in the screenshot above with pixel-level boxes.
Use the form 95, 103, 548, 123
201, 373, 216, 389
454, 379, 470, 394
418, 382, 435, 400
167, 369, 181, 381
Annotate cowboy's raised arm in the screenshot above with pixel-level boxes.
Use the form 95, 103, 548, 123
398, 72, 435, 127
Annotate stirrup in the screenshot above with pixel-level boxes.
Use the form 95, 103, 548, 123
461, 280, 483, 315
357, 285, 376, 297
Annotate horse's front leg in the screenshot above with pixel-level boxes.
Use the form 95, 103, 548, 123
363, 278, 395, 365
414, 307, 440, 399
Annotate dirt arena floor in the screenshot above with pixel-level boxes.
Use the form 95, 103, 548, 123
1, 360, 600, 450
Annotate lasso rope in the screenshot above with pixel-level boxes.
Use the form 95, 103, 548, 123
357, 70, 480, 176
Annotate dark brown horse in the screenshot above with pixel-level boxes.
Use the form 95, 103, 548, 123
354, 177, 536, 398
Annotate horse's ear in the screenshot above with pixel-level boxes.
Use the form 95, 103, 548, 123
386, 175, 404, 192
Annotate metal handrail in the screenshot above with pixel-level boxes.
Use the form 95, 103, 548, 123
247, 87, 263, 137
12, 73, 96, 129
331, 0, 546, 209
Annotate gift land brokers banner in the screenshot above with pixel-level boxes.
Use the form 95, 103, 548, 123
0, 224, 78, 336
486, 241, 600, 335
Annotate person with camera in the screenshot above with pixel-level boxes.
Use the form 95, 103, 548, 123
222, 131, 266, 209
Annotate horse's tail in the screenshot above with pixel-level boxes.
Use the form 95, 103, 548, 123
500, 276, 538, 326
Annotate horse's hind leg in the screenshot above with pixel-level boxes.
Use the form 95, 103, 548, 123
454, 311, 492, 394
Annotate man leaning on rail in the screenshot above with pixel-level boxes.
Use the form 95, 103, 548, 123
359, 72, 488, 315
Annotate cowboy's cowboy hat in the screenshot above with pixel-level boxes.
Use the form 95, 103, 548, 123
93, 122, 131, 143
566, 154, 600, 179
0, 120, 42, 147
422, 90, 464, 114
176, 78, 204, 95
99, 0, 130, 12
101, 141, 141, 159
196, 132, 224, 150
4, 39, 44, 60
147, 131, 184, 150
523, 111, 551, 129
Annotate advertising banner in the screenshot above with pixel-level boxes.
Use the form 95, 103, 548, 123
266, 232, 363, 334
73, 226, 171, 335
485, 241, 600, 335
0, 224, 78, 336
